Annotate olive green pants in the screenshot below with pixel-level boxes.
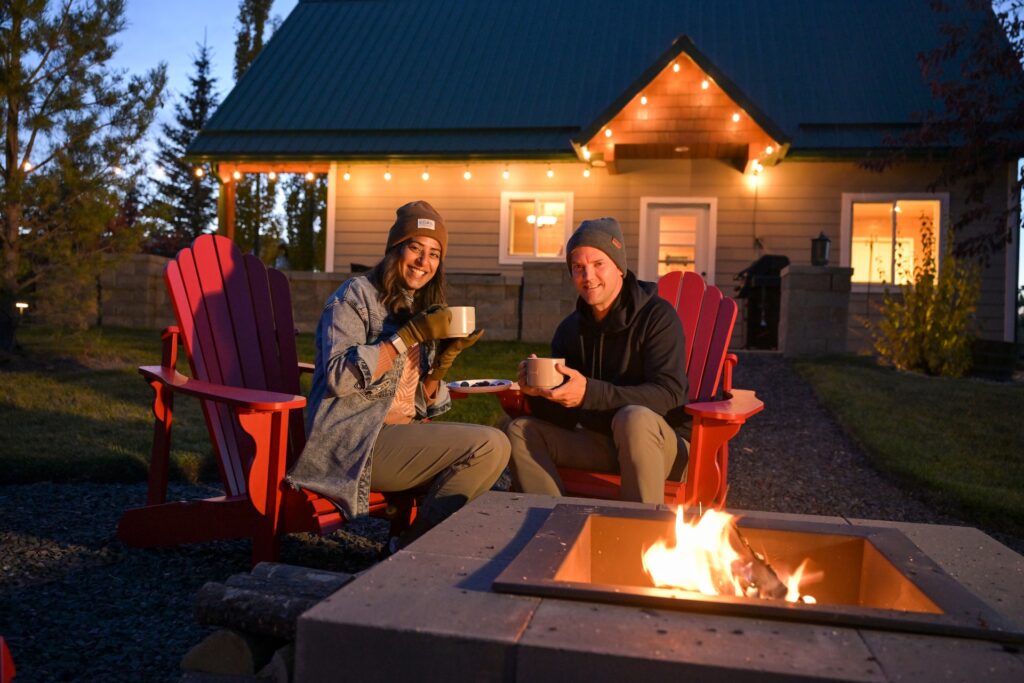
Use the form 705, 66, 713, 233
506, 406, 686, 504
370, 421, 510, 542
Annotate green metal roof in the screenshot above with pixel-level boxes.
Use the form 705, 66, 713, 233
189, 0, 1013, 160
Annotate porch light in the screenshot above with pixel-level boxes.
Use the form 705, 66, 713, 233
194, 167, 205, 178
672, 62, 680, 73
268, 171, 277, 180
732, 112, 741, 123
305, 171, 315, 181
546, 165, 554, 179
422, 167, 430, 181
22, 160, 32, 172
502, 166, 510, 180
701, 79, 710, 90
343, 167, 351, 181
232, 170, 241, 180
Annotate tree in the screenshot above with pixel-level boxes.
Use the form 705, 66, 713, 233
282, 173, 327, 271
863, 0, 1024, 259
145, 41, 219, 256
231, 0, 279, 261
0, 0, 166, 353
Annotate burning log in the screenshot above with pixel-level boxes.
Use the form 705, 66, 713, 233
727, 523, 787, 600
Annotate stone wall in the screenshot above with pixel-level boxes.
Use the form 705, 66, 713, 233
519, 263, 576, 343
98, 254, 175, 330
778, 265, 853, 356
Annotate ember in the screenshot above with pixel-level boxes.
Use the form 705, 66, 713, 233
641, 507, 821, 603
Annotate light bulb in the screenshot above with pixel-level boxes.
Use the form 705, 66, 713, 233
583, 167, 591, 178
268, 171, 277, 180
582, 146, 591, 161
464, 169, 472, 180
731, 112, 740, 123
765, 145, 774, 155
343, 171, 351, 181
701, 79, 709, 90
232, 170, 241, 180
640, 95, 648, 105
672, 62, 680, 73
502, 167, 510, 180
422, 169, 430, 181
194, 167, 204, 178
384, 169, 392, 181
305, 171, 315, 181
604, 128, 612, 138
546, 167, 554, 179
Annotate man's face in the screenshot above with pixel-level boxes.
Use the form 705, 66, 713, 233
397, 236, 441, 290
570, 246, 624, 317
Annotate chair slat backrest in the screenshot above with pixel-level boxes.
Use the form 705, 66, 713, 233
657, 271, 737, 403
164, 235, 302, 496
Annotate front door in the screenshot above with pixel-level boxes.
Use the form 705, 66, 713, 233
638, 199, 716, 283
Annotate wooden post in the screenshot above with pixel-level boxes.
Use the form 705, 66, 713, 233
218, 171, 237, 241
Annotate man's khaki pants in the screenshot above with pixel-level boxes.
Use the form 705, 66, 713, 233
506, 405, 685, 504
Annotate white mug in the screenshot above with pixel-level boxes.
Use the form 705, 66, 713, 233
526, 357, 565, 389
446, 306, 476, 338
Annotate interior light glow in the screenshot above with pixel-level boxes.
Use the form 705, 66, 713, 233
526, 214, 537, 224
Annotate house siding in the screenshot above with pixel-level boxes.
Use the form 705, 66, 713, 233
329, 158, 1012, 346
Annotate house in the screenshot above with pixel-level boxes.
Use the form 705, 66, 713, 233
188, 0, 1021, 349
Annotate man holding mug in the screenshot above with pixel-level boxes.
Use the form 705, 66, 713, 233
507, 218, 689, 504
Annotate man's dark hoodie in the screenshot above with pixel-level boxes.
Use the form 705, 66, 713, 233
528, 271, 689, 434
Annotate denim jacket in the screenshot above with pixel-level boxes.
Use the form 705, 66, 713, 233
285, 275, 451, 518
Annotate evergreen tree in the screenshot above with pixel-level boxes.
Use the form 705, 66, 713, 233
0, 0, 166, 352
146, 41, 219, 256
232, 0, 279, 261
282, 173, 327, 271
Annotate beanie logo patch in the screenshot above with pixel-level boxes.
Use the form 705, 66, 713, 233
417, 218, 436, 230
611, 238, 622, 249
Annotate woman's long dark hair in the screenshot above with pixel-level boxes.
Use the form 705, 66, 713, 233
368, 243, 447, 317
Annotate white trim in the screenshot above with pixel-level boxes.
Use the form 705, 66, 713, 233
498, 191, 574, 265
325, 163, 337, 272
638, 197, 718, 283
839, 192, 950, 292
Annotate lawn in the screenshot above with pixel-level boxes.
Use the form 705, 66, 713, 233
794, 355, 1024, 535
0, 325, 545, 485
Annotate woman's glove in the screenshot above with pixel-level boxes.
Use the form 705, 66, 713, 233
427, 329, 484, 381
396, 304, 450, 347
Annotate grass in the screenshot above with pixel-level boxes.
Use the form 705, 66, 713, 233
0, 325, 545, 485
793, 355, 1024, 535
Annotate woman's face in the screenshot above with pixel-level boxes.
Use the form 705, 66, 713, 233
397, 236, 442, 290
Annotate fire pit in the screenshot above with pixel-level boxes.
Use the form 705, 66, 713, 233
493, 504, 1024, 644
296, 493, 1024, 682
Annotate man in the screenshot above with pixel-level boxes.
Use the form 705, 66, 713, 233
506, 217, 689, 504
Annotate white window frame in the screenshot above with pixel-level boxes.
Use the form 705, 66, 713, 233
499, 191, 574, 265
839, 192, 949, 292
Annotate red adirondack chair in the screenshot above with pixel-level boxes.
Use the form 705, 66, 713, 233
117, 234, 412, 565
499, 270, 763, 508
0, 636, 14, 683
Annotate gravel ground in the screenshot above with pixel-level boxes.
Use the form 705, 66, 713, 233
1, 351, 1021, 681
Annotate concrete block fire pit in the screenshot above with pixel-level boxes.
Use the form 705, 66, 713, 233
295, 493, 1024, 682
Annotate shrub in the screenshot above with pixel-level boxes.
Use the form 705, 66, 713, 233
871, 218, 980, 376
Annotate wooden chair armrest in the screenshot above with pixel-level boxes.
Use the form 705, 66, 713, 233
139, 365, 306, 411
685, 388, 763, 422
297, 361, 315, 374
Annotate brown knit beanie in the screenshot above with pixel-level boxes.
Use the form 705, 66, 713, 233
566, 217, 627, 274
386, 200, 448, 259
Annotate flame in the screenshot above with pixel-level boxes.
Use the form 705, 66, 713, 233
642, 507, 820, 603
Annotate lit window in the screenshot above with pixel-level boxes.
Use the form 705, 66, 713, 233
499, 192, 573, 264
846, 196, 943, 286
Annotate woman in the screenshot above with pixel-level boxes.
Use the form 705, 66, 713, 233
287, 200, 511, 551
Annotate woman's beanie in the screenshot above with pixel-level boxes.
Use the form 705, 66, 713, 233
565, 217, 626, 274
386, 200, 448, 259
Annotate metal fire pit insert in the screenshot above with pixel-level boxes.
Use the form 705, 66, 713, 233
493, 504, 1024, 644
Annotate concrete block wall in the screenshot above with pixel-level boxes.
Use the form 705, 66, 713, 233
778, 265, 853, 356
99, 254, 175, 330
519, 263, 576, 343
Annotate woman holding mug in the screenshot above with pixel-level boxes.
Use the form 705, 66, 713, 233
287, 201, 510, 551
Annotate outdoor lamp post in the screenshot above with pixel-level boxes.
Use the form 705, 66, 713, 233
15, 302, 29, 316
811, 232, 831, 266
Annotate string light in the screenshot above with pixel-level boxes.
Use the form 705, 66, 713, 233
672, 62, 680, 73
701, 79, 710, 90
581, 146, 591, 161
343, 166, 351, 181
422, 167, 430, 181
463, 166, 472, 180
232, 170, 241, 180
502, 165, 510, 180
194, 167, 205, 178
583, 166, 591, 178
22, 160, 32, 172
112, 166, 124, 176
731, 112, 741, 123
383, 166, 392, 181
268, 171, 277, 181
604, 128, 612, 138
765, 145, 774, 155
546, 165, 554, 179
305, 171, 315, 181
640, 95, 648, 105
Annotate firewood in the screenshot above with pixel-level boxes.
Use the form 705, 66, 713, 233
194, 583, 319, 640
180, 628, 280, 676
728, 523, 788, 600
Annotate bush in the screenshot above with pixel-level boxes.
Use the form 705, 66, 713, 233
871, 218, 980, 376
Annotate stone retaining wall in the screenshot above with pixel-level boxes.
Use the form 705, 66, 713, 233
778, 265, 853, 356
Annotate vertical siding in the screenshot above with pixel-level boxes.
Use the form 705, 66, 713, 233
330, 157, 1011, 343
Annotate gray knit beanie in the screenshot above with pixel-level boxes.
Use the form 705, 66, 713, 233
566, 217, 626, 274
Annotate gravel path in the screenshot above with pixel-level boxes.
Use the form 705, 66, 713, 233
1, 351, 1021, 681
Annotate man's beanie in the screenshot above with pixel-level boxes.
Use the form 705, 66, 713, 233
387, 200, 448, 259
566, 217, 627, 274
